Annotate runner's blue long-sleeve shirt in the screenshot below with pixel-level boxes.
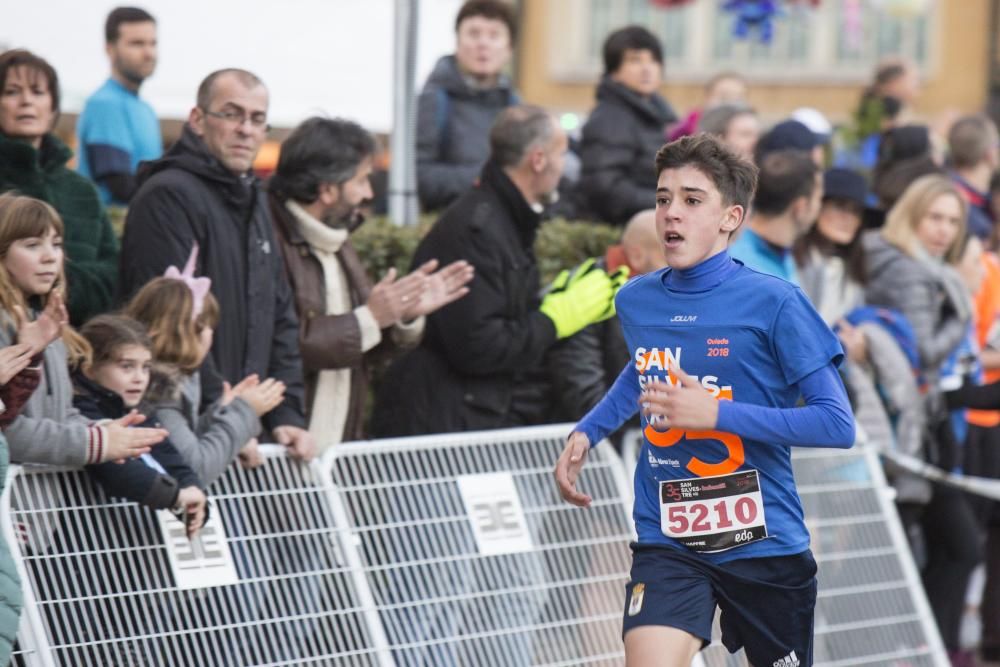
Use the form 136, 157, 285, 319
575, 250, 854, 561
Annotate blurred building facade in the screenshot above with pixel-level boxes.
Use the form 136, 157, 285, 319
516, 0, 991, 124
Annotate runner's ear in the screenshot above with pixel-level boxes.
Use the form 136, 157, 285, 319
720, 204, 743, 233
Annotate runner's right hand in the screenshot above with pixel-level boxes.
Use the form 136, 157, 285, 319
554, 431, 592, 507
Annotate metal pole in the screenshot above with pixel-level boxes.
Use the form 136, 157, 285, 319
389, 0, 420, 226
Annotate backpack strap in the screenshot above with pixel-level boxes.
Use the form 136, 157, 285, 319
435, 87, 451, 158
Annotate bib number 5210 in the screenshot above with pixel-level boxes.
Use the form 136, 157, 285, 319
659, 470, 767, 553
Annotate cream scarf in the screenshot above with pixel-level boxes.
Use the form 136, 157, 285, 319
286, 201, 382, 451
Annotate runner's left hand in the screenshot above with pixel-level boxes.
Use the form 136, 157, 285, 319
640, 363, 719, 430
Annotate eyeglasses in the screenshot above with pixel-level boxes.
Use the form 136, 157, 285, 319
202, 108, 270, 132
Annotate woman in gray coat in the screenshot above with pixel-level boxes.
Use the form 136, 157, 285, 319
862, 173, 979, 661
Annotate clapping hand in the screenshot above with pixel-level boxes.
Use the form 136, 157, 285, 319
13, 291, 67, 355
0, 343, 34, 385
222, 374, 285, 417
400, 259, 474, 320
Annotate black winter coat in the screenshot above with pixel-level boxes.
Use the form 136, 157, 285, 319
579, 78, 677, 225
415, 55, 520, 212
119, 126, 306, 430
372, 161, 557, 437
74, 372, 203, 509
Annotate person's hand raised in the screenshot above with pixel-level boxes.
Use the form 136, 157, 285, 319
367, 268, 406, 328
400, 259, 474, 320
13, 291, 67, 355
0, 343, 34, 385
102, 410, 169, 462
237, 378, 285, 417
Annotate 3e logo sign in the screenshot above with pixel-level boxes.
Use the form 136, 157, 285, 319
664, 497, 759, 537
458, 473, 533, 555
471, 500, 522, 535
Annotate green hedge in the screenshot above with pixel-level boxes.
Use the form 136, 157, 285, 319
352, 216, 622, 285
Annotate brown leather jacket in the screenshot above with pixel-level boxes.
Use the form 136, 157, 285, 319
268, 194, 401, 442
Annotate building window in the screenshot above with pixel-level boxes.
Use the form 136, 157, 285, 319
547, 0, 934, 83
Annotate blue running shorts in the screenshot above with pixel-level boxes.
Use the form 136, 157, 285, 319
623, 543, 817, 667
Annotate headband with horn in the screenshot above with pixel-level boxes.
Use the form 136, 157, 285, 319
163, 244, 211, 320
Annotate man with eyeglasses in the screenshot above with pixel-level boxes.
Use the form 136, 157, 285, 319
121, 68, 316, 462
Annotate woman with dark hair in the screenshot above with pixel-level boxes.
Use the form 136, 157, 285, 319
0, 49, 118, 325
795, 169, 869, 329
872, 125, 942, 207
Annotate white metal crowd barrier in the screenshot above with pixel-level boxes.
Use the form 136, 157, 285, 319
324, 425, 635, 667
1, 424, 949, 666
3, 446, 385, 666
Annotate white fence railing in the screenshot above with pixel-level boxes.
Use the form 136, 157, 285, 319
2, 425, 947, 666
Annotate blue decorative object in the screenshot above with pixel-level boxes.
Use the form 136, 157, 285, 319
721, 0, 783, 43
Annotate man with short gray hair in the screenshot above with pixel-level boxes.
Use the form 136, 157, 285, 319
121, 68, 315, 460
374, 105, 627, 437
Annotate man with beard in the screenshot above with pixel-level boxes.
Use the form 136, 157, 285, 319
267, 117, 474, 450
77, 6, 161, 205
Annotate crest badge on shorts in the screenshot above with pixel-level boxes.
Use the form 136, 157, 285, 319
628, 582, 645, 616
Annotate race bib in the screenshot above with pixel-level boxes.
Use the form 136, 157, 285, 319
659, 469, 767, 553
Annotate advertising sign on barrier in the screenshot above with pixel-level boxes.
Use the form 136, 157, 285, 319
156, 502, 239, 590
457, 472, 534, 556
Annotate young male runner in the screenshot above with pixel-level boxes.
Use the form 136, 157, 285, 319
554, 134, 855, 667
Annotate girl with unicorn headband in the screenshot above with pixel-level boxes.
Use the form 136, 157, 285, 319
127, 244, 284, 484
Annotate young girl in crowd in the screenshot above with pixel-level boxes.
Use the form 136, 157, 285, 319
75, 315, 207, 536
126, 255, 284, 485
0, 194, 165, 466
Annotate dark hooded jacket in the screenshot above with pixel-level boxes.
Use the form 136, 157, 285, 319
73, 371, 203, 509
415, 55, 520, 211
0, 132, 119, 325
579, 78, 677, 225
372, 160, 556, 437
119, 126, 306, 431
